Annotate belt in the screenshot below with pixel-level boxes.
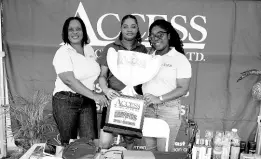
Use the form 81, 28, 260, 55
59, 91, 83, 98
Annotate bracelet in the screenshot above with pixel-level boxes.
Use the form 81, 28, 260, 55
159, 96, 163, 101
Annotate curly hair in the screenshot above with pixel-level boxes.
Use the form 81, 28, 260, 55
119, 14, 142, 43
149, 19, 185, 54
62, 16, 89, 47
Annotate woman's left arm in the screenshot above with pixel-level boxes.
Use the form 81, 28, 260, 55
160, 78, 190, 102
144, 78, 191, 105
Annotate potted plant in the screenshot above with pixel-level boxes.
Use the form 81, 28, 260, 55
237, 69, 261, 100
6, 90, 56, 151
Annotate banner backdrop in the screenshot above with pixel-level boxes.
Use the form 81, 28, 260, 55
3, 0, 261, 151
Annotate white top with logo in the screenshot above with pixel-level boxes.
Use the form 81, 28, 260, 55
142, 47, 192, 96
52, 44, 100, 95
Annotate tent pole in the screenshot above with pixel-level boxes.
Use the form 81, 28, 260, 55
0, 0, 7, 156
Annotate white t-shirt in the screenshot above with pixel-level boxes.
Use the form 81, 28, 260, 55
142, 47, 191, 96
52, 44, 100, 95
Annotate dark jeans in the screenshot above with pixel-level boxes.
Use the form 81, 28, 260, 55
52, 91, 98, 146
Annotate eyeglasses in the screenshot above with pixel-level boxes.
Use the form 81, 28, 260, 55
149, 31, 168, 40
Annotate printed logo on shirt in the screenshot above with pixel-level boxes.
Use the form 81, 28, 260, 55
162, 63, 172, 67
67, 47, 75, 52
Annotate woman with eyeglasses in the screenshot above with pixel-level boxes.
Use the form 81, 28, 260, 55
97, 14, 147, 150
142, 19, 192, 152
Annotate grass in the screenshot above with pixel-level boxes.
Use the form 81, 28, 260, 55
1, 90, 57, 158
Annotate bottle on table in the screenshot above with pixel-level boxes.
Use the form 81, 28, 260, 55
213, 131, 223, 159
221, 131, 232, 159
240, 141, 246, 154
230, 128, 241, 159
248, 141, 256, 154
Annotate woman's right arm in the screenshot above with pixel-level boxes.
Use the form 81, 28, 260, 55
98, 65, 120, 100
58, 71, 108, 106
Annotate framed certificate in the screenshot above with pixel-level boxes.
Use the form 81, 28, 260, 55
103, 95, 146, 138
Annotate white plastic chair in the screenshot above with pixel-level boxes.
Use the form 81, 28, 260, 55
142, 117, 170, 152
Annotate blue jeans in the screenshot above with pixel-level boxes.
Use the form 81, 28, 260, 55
52, 91, 98, 146
144, 99, 181, 152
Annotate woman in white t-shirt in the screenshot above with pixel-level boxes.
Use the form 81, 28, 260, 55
142, 19, 192, 152
52, 17, 108, 146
